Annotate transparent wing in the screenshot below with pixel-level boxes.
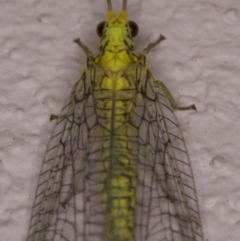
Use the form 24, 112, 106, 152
130, 67, 203, 241
26, 61, 203, 241
26, 69, 99, 241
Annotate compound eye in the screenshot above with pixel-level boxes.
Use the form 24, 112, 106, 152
128, 21, 139, 37
96, 21, 106, 37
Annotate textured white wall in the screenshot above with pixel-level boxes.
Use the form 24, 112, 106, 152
0, 0, 239, 240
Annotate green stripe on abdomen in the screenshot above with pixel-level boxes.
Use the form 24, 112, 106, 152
100, 133, 137, 241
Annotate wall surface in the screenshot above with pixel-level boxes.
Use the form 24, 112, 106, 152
0, 0, 239, 240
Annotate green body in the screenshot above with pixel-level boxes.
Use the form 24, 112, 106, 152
95, 10, 138, 241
